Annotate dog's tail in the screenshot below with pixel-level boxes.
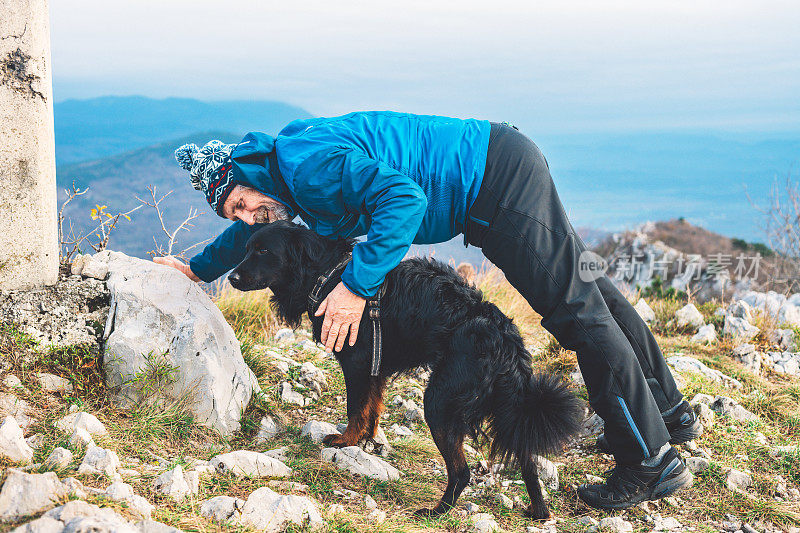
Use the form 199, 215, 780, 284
457, 302, 584, 469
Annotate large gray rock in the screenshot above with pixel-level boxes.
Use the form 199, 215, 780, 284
0, 470, 67, 522
209, 450, 292, 478
200, 495, 245, 522
98, 251, 260, 435
301, 420, 340, 444
724, 315, 760, 342
54, 412, 107, 437
667, 356, 742, 388
675, 304, 705, 330
236, 487, 322, 533
321, 446, 401, 481
0, 416, 33, 464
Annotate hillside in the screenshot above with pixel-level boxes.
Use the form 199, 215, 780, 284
54, 96, 313, 165
1, 258, 799, 532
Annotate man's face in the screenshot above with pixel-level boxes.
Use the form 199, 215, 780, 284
222, 185, 289, 225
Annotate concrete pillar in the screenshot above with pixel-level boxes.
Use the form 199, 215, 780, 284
0, 0, 58, 290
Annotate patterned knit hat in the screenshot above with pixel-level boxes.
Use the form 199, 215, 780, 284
174, 140, 237, 217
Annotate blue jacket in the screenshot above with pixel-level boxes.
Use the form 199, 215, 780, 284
189, 111, 491, 298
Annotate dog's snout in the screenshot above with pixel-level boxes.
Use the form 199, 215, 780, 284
228, 271, 241, 287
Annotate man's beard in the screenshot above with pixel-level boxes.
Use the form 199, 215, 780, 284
254, 204, 290, 224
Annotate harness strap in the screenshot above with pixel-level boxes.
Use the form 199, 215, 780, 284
307, 256, 386, 377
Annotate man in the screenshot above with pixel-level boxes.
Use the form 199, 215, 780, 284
156, 111, 701, 510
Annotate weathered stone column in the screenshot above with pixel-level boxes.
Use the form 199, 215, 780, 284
0, 0, 58, 290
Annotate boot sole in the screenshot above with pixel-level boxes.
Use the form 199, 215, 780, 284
579, 462, 694, 510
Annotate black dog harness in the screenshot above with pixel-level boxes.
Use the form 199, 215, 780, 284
307, 256, 387, 376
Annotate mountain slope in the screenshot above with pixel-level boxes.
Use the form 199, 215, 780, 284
54, 96, 313, 164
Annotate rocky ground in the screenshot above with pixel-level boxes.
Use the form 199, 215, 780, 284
0, 259, 799, 533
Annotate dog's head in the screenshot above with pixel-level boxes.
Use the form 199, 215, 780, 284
227, 220, 354, 326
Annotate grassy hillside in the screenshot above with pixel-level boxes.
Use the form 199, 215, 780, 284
2, 266, 799, 532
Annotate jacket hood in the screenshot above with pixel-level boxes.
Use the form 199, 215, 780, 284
230, 132, 297, 217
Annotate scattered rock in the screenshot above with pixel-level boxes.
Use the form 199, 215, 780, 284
105, 481, 155, 518
403, 400, 425, 422
77, 445, 120, 477
0, 470, 67, 522
275, 328, 295, 342
675, 304, 704, 330
724, 315, 760, 342
692, 402, 715, 427
685, 456, 710, 473
727, 300, 754, 323
496, 493, 513, 509
711, 396, 758, 422
364, 494, 377, 510
9, 515, 64, 533
691, 323, 718, 344
580, 412, 605, 437
301, 420, 340, 444
42, 447, 73, 470
599, 516, 634, 533
35, 373, 73, 394
298, 362, 327, 396
280, 382, 305, 406
766, 351, 800, 376
769, 328, 796, 351
731, 344, 761, 375
2, 375, 21, 388
200, 495, 245, 522
209, 450, 292, 478
725, 468, 753, 492
254, 416, 283, 443
535, 456, 559, 491
236, 487, 323, 533
24, 434, 45, 450
634, 298, 656, 322
153, 465, 192, 501
100, 251, 259, 435
321, 446, 401, 481
0, 416, 33, 464
667, 356, 742, 388
69, 427, 95, 448
468, 512, 499, 533
368, 509, 387, 523
55, 411, 107, 436
0, 394, 34, 429
389, 424, 414, 438
61, 478, 87, 498
81, 256, 110, 280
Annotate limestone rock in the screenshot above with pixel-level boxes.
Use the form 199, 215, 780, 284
389, 424, 414, 438
599, 516, 634, 533
105, 481, 155, 519
633, 298, 656, 322
0, 470, 67, 522
0, 416, 33, 464
42, 447, 73, 470
725, 468, 753, 492
321, 446, 401, 481
691, 324, 718, 344
69, 427, 95, 449
55, 412, 107, 436
301, 420, 340, 444
36, 373, 73, 394
0, 394, 34, 429
254, 416, 283, 443
727, 300, 754, 323
675, 304, 704, 330
200, 495, 245, 522
99, 251, 259, 435
9, 515, 63, 533
77, 445, 120, 477
209, 450, 292, 478
298, 362, 327, 396
711, 396, 758, 422
236, 487, 323, 533
731, 344, 761, 375
724, 315, 760, 342
280, 382, 305, 406
80, 257, 109, 280
667, 356, 742, 388
468, 513, 499, 533
685, 456, 710, 473
153, 465, 191, 501
534, 456, 559, 491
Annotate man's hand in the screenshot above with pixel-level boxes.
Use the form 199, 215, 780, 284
315, 281, 366, 352
153, 256, 201, 282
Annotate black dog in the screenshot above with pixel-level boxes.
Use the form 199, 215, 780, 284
229, 221, 583, 519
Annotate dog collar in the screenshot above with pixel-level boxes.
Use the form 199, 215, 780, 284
306, 255, 387, 377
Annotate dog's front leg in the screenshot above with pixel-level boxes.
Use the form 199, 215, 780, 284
323, 373, 386, 448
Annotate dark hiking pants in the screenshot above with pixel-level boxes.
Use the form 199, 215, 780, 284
464, 122, 684, 463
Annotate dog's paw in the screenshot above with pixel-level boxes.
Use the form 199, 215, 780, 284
322, 433, 352, 448
523, 504, 550, 521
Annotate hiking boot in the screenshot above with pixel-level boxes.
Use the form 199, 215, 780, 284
595, 400, 703, 454
578, 446, 693, 510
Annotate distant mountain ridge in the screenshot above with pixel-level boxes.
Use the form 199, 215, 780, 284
54, 96, 313, 165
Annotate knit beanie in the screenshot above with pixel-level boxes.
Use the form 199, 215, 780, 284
174, 140, 237, 217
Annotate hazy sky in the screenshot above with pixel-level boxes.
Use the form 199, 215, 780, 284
50, 1, 800, 133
